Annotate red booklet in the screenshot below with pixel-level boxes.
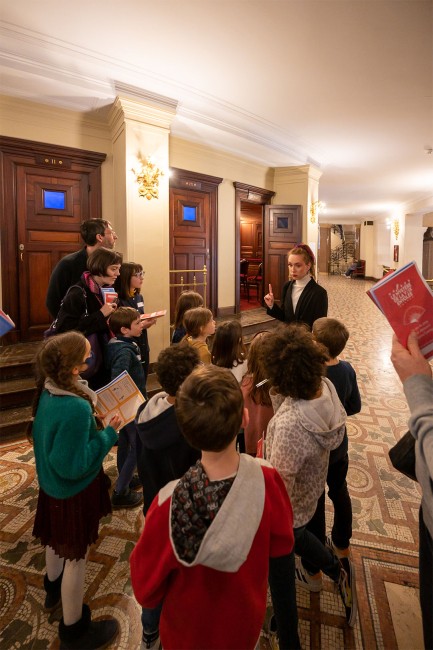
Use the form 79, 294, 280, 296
367, 261, 433, 359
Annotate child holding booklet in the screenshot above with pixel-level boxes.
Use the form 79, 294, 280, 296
114, 262, 157, 389
106, 307, 145, 509
30, 331, 121, 650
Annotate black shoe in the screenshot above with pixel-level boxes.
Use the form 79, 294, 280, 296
111, 488, 143, 509
129, 474, 142, 490
59, 604, 119, 649
44, 570, 63, 611
141, 629, 160, 649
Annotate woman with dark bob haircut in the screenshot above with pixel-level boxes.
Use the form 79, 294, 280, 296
53, 247, 123, 388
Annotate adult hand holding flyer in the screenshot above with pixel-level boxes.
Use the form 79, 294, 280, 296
141, 309, 167, 320
367, 261, 433, 360
95, 371, 145, 428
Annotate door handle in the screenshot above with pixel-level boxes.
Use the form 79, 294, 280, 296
19, 243, 24, 261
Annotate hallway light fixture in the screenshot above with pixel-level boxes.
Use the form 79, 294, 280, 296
393, 219, 400, 241
132, 157, 164, 200
310, 200, 325, 223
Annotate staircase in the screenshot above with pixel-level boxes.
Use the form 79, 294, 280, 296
0, 342, 38, 443
0, 309, 278, 444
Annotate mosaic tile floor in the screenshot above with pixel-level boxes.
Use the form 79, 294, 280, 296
0, 275, 426, 649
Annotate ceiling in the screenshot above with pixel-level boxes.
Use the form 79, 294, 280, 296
1, 0, 432, 223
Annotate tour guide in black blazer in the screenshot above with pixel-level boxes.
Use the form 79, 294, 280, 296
266, 278, 328, 330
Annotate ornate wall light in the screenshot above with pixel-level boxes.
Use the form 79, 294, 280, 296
132, 157, 164, 200
393, 219, 400, 241
310, 200, 325, 224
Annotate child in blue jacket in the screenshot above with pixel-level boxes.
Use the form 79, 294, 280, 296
106, 306, 145, 509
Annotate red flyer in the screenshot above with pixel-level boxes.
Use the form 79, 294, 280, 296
367, 261, 433, 359
141, 309, 167, 320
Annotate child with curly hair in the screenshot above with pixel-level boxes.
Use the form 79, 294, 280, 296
261, 324, 357, 627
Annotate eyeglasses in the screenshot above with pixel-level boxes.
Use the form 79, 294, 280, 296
133, 271, 145, 278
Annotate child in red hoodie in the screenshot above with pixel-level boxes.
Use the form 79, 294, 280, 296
130, 365, 297, 649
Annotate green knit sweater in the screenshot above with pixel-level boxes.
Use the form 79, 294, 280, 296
33, 388, 117, 499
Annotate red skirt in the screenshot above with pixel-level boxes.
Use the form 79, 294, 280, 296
33, 469, 111, 561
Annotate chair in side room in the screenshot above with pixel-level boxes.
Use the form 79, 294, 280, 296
352, 260, 366, 278
247, 262, 263, 301
240, 259, 249, 295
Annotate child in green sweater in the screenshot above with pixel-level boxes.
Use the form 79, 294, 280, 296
30, 331, 122, 650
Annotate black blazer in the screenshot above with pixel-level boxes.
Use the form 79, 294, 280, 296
266, 278, 328, 330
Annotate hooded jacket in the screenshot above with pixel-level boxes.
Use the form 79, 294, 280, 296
105, 336, 146, 395
135, 392, 200, 514
266, 377, 346, 527
32, 378, 117, 499
130, 454, 294, 650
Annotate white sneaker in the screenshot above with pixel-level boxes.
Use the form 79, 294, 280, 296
325, 535, 350, 560
295, 556, 323, 592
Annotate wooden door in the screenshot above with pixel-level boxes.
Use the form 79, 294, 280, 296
0, 136, 105, 343
263, 205, 302, 305
169, 169, 222, 321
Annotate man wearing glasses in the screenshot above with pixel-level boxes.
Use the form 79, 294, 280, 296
46, 219, 118, 318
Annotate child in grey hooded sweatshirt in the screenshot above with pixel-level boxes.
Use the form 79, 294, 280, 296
261, 324, 357, 627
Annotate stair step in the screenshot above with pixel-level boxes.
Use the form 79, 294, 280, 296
0, 377, 36, 410
0, 342, 39, 380
0, 406, 33, 443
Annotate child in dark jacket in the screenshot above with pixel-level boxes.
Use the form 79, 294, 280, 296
307, 317, 361, 560
135, 343, 201, 649
106, 307, 145, 509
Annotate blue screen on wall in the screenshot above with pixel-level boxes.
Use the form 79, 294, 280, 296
43, 190, 66, 210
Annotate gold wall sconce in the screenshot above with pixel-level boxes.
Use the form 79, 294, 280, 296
310, 200, 325, 224
132, 157, 164, 200
393, 219, 400, 241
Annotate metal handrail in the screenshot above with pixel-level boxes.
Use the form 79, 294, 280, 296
169, 265, 207, 307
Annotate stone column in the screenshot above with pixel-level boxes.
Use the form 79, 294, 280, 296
108, 88, 177, 356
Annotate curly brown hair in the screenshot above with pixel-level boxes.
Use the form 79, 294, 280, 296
260, 324, 329, 399
155, 344, 200, 397
27, 331, 100, 442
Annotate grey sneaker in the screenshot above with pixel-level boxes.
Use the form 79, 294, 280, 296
295, 556, 323, 592
141, 629, 160, 650
337, 557, 357, 626
326, 534, 350, 560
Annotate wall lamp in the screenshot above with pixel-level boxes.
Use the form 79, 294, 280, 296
132, 157, 164, 200
393, 219, 400, 241
310, 200, 325, 224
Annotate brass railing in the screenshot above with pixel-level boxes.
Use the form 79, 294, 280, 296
169, 265, 207, 307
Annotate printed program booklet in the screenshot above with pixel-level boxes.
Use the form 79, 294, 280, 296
95, 370, 145, 428
0, 309, 15, 336
367, 261, 433, 360
141, 309, 167, 320
101, 288, 118, 304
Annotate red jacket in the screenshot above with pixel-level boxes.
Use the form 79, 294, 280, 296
130, 454, 294, 649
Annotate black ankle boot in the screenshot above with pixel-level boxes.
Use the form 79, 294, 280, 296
44, 570, 63, 611
59, 603, 119, 650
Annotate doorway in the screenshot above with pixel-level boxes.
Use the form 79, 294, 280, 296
234, 183, 274, 314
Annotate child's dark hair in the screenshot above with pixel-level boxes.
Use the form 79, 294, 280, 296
245, 330, 272, 406
109, 307, 140, 335
312, 317, 349, 359
260, 324, 329, 400
212, 320, 246, 368
27, 332, 100, 442
183, 307, 213, 338
115, 261, 143, 300
155, 344, 200, 396
175, 365, 244, 452
173, 291, 204, 329
87, 247, 123, 276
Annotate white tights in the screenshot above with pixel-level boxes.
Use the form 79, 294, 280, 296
45, 546, 88, 625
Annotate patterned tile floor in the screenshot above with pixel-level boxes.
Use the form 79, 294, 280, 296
0, 275, 426, 649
